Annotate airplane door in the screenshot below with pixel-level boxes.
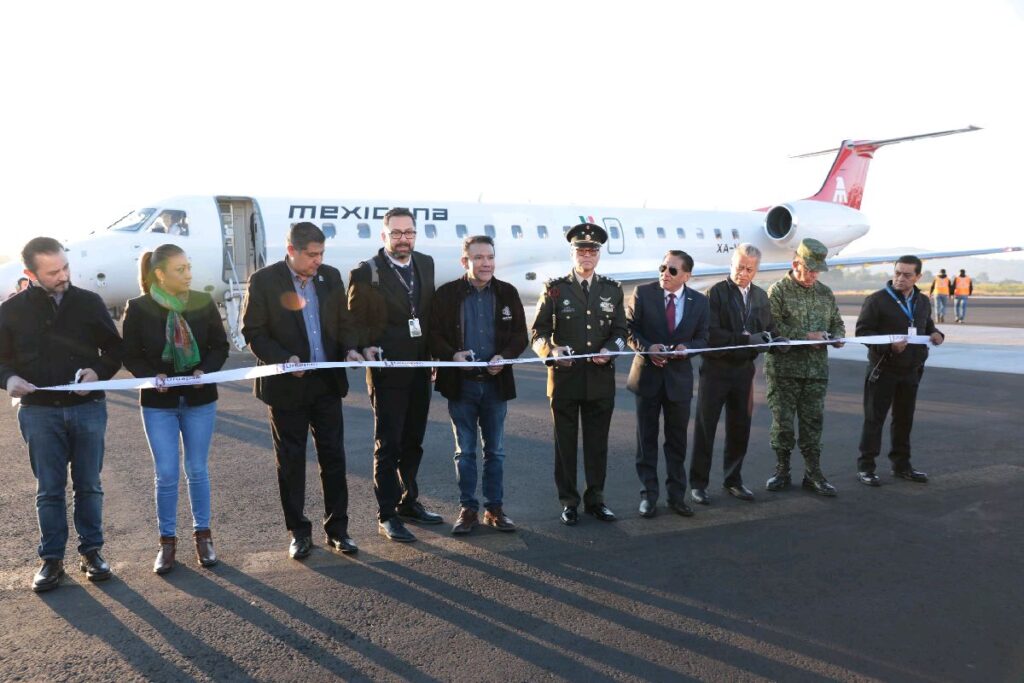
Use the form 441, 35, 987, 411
217, 196, 264, 283
603, 218, 625, 254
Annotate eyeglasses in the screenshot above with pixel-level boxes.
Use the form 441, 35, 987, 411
388, 230, 417, 239
574, 248, 600, 255
659, 264, 681, 276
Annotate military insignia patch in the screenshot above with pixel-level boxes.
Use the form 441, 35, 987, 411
501, 306, 512, 320
600, 301, 615, 313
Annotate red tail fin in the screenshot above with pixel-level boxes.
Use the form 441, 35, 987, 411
794, 126, 980, 210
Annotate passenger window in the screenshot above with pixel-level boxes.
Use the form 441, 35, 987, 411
512, 224, 523, 239
425, 224, 437, 239
609, 226, 620, 240
485, 224, 496, 238
322, 223, 337, 239
656, 227, 666, 239
357, 223, 371, 239
148, 210, 189, 236
731, 228, 740, 240
676, 227, 686, 239
635, 227, 645, 239
714, 228, 723, 240
563, 225, 571, 236
537, 225, 549, 238
695, 228, 705, 240
456, 224, 468, 238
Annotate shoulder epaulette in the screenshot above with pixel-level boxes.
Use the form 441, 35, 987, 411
598, 274, 621, 287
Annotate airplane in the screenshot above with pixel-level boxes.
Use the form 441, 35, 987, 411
1, 125, 1018, 349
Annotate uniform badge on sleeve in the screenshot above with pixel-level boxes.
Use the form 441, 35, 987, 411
501, 306, 512, 320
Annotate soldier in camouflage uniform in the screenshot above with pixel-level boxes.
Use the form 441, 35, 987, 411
764, 238, 845, 496
531, 223, 628, 526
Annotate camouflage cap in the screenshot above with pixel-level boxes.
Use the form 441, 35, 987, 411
795, 238, 829, 272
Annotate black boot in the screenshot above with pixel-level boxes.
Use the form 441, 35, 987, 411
766, 452, 792, 491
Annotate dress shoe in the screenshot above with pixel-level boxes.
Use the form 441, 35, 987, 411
325, 534, 359, 554
397, 501, 444, 525
560, 506, 578, 526
194, 529, 217, 567
893, 468, 928, 483
638, 499, 656, 518
802, 476, 837, 497
483, 507, 516, 532
154, 536, 176, 575
32, 559, 64, 593
584, 503, 616, 522
289, 535, 313, 560
452, 507, 479, 536
667, 499, 695, 517
378, 518, 417, 542
858, 471, 881, 487
690, 488, 710, 505
724, 484, 755, 501
79, 550, 112, 582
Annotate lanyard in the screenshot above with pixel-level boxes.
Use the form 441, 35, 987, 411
732, 285, 753, 331
386, 258, 417, 317
884, 285, 915, 324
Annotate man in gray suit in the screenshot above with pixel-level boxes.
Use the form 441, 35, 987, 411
626, 250, 709, 518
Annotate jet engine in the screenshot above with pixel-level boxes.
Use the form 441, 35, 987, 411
763, 200, 869, 246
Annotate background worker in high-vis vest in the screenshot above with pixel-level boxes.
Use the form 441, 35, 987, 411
953, 269, 973, 323
929, 268, 952, 323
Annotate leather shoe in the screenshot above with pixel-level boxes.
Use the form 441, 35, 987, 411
452, 507, 479, 536
378, 518, 417, 542
893, 468, 928, 483
483, 507, 516, 532
584, 503, 616, 522
690, 488, 710, 505
79, 550, 112, 582
194, 529, 217, 567
289, 536, 313, 560
32, 559, 64, 593
397, 501, 444, 525
667, 499, 695, 517
802, 477, 837, 497
560, 506, 578, 526
638, 499, 656, 518
858, 471, 881, 487
325, 534, 358, 554
724, 484, 755, 501
766, 473, 792, 491
154, 536, 176, 574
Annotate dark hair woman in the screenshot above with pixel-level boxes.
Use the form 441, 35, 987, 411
122, 244, 229, 574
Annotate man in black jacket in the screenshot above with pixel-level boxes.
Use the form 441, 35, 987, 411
241, 222, 363, 559
0, 237, 123, 592
348, 207, 440, 543
429, 235, 528, 535
856, 255, 943, 485
689, 244, 778, 505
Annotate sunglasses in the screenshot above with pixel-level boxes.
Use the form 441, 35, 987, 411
658, 264, 681, 276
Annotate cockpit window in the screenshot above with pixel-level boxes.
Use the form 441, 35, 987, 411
106, 208, 156, 232
147, 210, 189, 236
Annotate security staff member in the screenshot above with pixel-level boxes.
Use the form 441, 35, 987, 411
928, 269, 951, 323
531, 223, 628, 525
856, 255, 943, 485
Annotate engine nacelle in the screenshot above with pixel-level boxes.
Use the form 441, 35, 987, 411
763, 200, 869, 247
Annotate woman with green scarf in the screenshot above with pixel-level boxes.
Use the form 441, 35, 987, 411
122, 243, 229, 575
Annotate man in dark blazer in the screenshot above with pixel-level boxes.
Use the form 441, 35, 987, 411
626, 250, 709, 518
348, 207, 439, 543
241, 222, 363, 559
531, 224, 628, 526
689, 244, 778, 505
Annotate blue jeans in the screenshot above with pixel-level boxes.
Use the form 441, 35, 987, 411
448, 379, 507, 511
142, 399, 217, 537
955, 295, 968, 321
934, 294, 948, 320
18, 400, 107, 559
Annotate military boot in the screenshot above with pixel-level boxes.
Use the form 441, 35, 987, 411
802, 454, 837, 497
766, 452, 792, 491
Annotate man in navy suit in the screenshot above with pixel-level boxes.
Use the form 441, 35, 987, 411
626, 250, 709, 518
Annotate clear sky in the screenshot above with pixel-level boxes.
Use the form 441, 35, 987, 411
1, 0, 1021, 264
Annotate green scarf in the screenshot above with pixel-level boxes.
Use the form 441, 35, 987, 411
150, 285, 201, 372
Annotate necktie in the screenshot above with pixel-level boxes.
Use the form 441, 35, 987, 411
581, 279, 589, 297
666, 293, 676, 332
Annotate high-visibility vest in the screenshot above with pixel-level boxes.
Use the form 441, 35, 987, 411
933, 277, 951, 295
954, 276, 972, 296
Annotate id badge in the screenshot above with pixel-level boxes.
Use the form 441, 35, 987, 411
907, 325, 917, 337
408, 318, 423, 338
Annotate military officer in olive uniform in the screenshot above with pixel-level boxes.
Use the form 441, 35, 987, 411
765, 238, 845, 496
531, 223, 628, 525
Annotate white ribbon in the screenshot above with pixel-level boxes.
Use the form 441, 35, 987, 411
36, 334, 933, 392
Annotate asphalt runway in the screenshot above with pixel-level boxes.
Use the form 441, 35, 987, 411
1, 347, 1022, 682
835, 294, 1024, 328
